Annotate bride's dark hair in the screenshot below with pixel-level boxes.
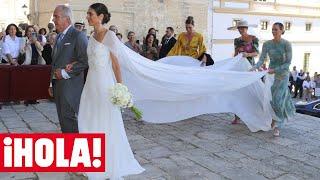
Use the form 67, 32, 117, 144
89, 3, 111, 24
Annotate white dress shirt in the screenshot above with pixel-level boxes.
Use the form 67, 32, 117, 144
164, 36, 173, 44
291, 70, 298, 81
297, 73, 306, 81
2, 35, 21, 61
303, 80, 315, 90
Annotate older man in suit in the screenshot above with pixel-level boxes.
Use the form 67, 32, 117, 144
49, 5, 88, 133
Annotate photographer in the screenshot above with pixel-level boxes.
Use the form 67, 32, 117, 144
21, 26, 45, 65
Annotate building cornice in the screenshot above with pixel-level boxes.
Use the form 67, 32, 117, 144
214, 8, 320, 18
219, 0, 320, 8
214, 0, 320, 18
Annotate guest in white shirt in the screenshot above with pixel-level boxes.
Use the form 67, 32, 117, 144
21, 26, 45, 65
303, 76, 315, 102
290, 66, 298, 92
1, 24, 22, 65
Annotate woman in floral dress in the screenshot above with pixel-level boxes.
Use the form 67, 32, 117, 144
228, 20, 259, 124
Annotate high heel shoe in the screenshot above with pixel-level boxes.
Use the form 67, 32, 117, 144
231, 119, 240, 125
273, 128, 280, 137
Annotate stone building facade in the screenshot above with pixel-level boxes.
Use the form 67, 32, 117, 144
0, 0, 29, 31
29, 0, 210, 43
210, 0, 320, 74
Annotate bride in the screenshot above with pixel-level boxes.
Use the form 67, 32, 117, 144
73, 3, 145, 180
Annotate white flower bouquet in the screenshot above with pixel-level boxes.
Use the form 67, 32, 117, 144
109, 83, 143, 120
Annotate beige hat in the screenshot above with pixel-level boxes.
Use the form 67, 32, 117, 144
227, 20, 257, 30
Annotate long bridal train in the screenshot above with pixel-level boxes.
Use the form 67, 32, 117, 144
103, 31, 274, 132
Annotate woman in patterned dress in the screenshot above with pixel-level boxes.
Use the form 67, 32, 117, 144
229, 20, 259, 66
228, 20, 259, 124
251, 22, 295, 136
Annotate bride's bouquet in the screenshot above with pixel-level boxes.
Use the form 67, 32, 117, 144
109, 83, 143, 120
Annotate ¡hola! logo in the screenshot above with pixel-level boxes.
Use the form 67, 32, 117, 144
0, 133, 105, 172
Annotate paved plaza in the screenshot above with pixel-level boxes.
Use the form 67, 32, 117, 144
0, 101, 320, 180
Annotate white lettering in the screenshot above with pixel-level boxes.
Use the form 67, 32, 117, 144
35, 138, 54, 167
70, 139, 91, 167
56, 138, 69, 167
14, 138, 33, 167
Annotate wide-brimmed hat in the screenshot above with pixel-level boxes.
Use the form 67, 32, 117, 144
227, 20, 257, 30
74, 22, 85, 26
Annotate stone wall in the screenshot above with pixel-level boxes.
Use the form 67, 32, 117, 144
30, 0, 209, 42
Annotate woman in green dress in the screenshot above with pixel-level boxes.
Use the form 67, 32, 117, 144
251, 22, 295, 136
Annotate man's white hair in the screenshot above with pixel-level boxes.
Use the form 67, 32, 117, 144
56, 4, 73, 23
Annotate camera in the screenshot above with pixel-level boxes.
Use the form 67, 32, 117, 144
31, 32, 37, 39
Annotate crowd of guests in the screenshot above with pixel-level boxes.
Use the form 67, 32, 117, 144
290, 67, 320, 102
84, 23, 177, 61
0, 22, 83, 105
0, 15, 214, 66
121, 26, 176, 61
0, 21, 90, 66
0, 23, 57, 66
112, 16, 212, 65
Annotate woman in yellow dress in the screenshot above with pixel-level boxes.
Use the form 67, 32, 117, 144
167, 16, 207, 63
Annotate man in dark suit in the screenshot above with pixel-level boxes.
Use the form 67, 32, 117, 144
294, 69, 306, 98
49, 5, 88, 133
159, 27, 176, 59
42, 32, 57, 65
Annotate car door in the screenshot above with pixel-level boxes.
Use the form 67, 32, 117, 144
313, 103, 320, 117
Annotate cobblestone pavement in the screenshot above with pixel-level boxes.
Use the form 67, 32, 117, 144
0, 101, 320, 180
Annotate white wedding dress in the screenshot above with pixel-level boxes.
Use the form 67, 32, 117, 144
78, 33, 145, 180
